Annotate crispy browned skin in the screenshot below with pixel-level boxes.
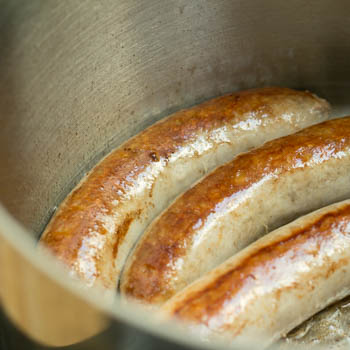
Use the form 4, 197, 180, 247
122, 117, 350, 303
40, 87, 328, 288
171, 205, 350, 319
162, 201, 350, 343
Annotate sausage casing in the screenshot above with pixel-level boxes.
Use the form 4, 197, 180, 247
40, 88, 330, 289
122, 117, 350, 305
162, 200, 350, 346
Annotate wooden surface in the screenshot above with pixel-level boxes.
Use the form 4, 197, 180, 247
0, 232, 108, 347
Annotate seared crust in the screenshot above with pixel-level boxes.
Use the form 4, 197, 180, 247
40, 87, 329, 288
122, 118, 350, 303
162, 200, 350, 343
171, 204, 350, 318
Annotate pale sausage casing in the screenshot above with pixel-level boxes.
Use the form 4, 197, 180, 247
121, 117, 350, 304
40, 88, 329, 289
162, 200, 350, 346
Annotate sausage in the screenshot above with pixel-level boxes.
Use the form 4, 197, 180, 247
121, 117, 350, 305
39, 87, 329, 289
161, 200, 350, 346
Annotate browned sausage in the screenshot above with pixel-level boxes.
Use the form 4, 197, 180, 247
121, 117, 350, 305
40, 87, 329, 289
162, 200, 350, 346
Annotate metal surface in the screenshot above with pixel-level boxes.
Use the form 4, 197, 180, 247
1, 0, 350, 349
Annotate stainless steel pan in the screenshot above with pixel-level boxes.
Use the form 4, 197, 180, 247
1, 1, 350, 349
